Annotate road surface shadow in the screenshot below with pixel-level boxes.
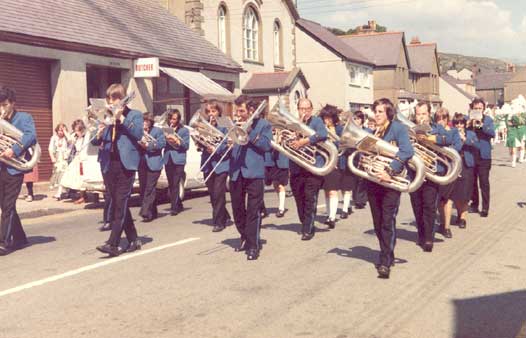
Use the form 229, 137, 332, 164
327, 246, 408, 266
26, 235, 56, 247
363, 228, 444, 244
453, 290, 526, 338
221, 238, 267, 251
262, 222, 330, 234
517, 202, 526, 208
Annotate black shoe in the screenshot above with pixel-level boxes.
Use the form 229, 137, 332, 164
301, 232, 315, 241
340, 212, 348, 219
468, 205, 479, 213
276, 210, 285, 218
348, 206, 353, 214
327, 219, 336, 229
235, 239, 248, 252
142, 216, 154, 223
480, 210, 488, 217
9, 239, 29, 251
212, 225, 225, 232
458, 219, 467, 229
99, 223, 111, 232
324, 216, 330, 225
125, 239, 142, 253
247, 248, 259, 260
0, 244, 11, 256
96, 243, 121, 257
377, 265, 390, 279
355, 203, 366, 209
423, 242, 433, 252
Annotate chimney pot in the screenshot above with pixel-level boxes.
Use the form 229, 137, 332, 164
410, 36, 421, 45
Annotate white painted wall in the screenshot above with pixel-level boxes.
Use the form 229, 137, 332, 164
439, 77, 471, 116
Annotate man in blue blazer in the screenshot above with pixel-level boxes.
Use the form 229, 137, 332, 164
230, 96, 272, 260
163, 109, 190, 216
92, 84, 144, 257
468, 98, 495, 217
138, 112, 166, 222
0, 87, 37, 255
289, 98, 328, 241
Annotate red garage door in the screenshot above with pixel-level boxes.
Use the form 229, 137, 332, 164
0, 52, 53, 181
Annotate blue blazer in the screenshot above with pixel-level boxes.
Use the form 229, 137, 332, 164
91, 109, 144, 174
290, 116, 328, 175
229, 118, 272, 181
201, 126, 230, 176
1, 111, 38, 175
141, 126, 166, 171
473, 115, 495, 160
382, 120, 414, 174
429, 124, 462, 175
163, 125, 190, 166
264, 150, 289, 169
461, 130, 478, 168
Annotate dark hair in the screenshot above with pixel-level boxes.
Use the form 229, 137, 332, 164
434, 107, 450, 123
416, 101, 432, 113
0, 86, 16, 103
372, 98, 396, 121
167, 109, 182, 126
452, 112, 467, 126
72, 119, 86, 132
205, 100, 223, 116
54, 123, 68, 133
143, 112, 154, 124
234, 95, 261, 112
319, 104, 340, 125
353, 110, 365, 124
470, 98, 486, 110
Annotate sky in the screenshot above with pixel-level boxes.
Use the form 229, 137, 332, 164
297, 0, 526, 63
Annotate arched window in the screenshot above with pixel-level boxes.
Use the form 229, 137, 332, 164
243, 6, 259, 61
218, 5, 228, 54
273, 20, 282, 66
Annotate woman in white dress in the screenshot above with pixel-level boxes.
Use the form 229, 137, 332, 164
48, 123, 72, 200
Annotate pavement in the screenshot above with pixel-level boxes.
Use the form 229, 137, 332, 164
2, 142, 526, 338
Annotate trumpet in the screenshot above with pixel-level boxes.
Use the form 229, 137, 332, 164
267, 100, 338, 176
396, 112, 462, 185
340, 119, 425, 193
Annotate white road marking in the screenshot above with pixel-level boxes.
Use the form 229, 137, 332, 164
0, 237, 200, 298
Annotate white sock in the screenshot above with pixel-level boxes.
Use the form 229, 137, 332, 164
278, 191, 285, 211
342, 191, 352, 213
325, 195, 330, 215
329, 196, 338, 221
520, 149, 525, 162
512, 153, 517, 167
57, 186, 63, 196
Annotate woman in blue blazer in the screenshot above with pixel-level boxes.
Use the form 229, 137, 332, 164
138, 112, 166, 222
163, 109, 189, 216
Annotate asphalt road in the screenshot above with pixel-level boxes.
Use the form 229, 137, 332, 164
1, 143, 526, 338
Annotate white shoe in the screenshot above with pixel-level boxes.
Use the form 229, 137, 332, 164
25, 195, 33, 202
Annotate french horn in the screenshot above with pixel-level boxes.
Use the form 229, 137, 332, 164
267, 101, 338, 176
339, 119, 425, 193
396, 112, 462, 185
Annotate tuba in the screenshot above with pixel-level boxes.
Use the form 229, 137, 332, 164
0, 119, 41, 171
267, 101, 338, 176
340, 119, 425, 193
396, 112, 462, 185
188, 110, 227, 151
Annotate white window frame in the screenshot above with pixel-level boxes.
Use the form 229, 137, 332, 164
243, 6, 259, 62
273, 20, 282, 66
350, 66, 359, 86
218, 5, 228, 54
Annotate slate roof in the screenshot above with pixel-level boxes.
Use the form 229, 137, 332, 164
243, 68, 310, 93
407, 43, 439, 74
0, 0, 242, 72
296, 19, 373, 66
442, 74, 478, 100
340, 32, 410, 68
474, 72, 515, 90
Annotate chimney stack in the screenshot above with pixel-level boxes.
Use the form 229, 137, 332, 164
410, 36, 421, 45
507, 63, 516, 72
368, 20, 377, 31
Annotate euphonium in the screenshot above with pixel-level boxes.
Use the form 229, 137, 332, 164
188, 110, 226, 151
396, 112, 462, 185
339, 119, 425, 193
267, 102, 338, 176
0, 119, 41, 171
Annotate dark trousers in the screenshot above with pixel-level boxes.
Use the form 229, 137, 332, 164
471, 158, 491, 212
410, 181, 438, 244
165, 161, 185, 212
102, 173, 113, 224
229, 176, 264, 250
290, 171, 323, 235
0, 168, 26, 246
367, 182, 401, 267
138, 161, 161, 219
105, 160, 138, 247
205, 172, 229, 227
353, 176, 368, 205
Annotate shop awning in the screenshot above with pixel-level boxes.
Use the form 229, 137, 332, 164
160, 67, 236, 101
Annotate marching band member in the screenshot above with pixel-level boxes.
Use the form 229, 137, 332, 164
435, 108, 462, 239
0, 87, 37, 255
92, 84, 144, 257
163, 109, 190, 216
263, 149, 289, 217
450, 113, 478, 230
229, 96, 272, 260
468, 98, 495, 217
320, 104, 342, 229
367, 98, 414, 278
289, 98, 328, 241
138, 112, 166, 222
505, 113, 520, 167
201, 101, 230, 233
